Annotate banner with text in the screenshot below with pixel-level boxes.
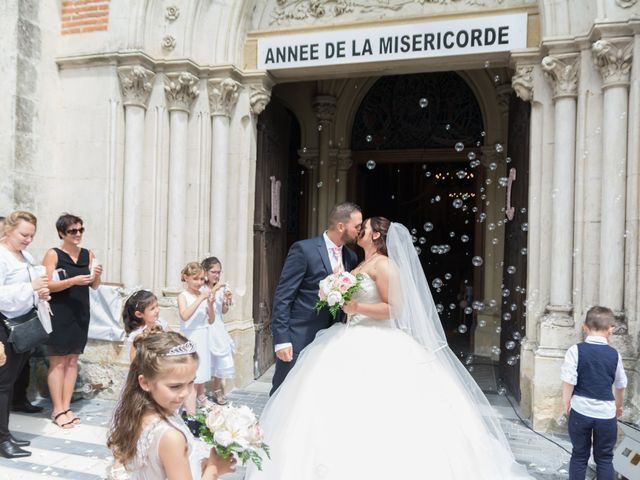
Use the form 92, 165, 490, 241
258, 13, 528, 70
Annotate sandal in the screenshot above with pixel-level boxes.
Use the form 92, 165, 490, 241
51, 411, 75, 429
63, 409, 81, 424
212, 389, 228, 406
197, 395, 215, 409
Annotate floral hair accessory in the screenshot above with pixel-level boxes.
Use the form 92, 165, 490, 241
163, 340, 197, 357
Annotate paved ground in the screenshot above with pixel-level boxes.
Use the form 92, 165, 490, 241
0, 362, 591, 480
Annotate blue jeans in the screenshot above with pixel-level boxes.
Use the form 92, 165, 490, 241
568, 409, 617, 480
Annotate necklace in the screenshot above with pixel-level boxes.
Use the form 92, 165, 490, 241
357, 251, 379, 270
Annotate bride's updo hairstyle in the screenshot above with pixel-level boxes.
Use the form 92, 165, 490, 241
367, 216, 390, 256
108, 329, 199, 466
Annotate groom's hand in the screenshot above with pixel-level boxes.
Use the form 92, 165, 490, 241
276, 346, 293, 362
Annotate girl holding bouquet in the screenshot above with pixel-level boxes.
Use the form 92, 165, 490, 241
201, 257, 235, 405
106, 330, 236, 479
178, 262, 215, 415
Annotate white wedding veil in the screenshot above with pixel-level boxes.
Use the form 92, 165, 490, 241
387, 222, 512, 452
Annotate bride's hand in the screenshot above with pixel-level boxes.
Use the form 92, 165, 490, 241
342, 300, 358, 315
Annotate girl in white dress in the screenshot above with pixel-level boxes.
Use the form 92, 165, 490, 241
107, 330, 236, 480
201, 257, 235, 405
123, 290, 170, 361
178, 262, 215, 415
246, 218, 533, 480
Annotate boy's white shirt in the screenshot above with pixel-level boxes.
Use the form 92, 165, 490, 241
560, 335, 627, 419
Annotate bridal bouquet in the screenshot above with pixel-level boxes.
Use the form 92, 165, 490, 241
193, 403, 270, 470
315, 271, 364, 319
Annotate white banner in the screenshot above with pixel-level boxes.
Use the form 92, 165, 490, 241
258, 13, 528, 70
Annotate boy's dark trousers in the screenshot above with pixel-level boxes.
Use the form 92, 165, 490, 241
568, 408, 617, 480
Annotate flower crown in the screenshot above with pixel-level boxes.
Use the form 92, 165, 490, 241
163, 340, 197, 357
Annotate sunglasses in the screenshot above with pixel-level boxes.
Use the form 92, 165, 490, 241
66, 227, 85, 235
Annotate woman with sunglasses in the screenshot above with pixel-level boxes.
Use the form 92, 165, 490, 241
42, 214, 102, 428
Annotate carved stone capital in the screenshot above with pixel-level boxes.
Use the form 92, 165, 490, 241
336, 150, 353, 171
298, 154, 319, 170
592, 39, 633, 88
163, 72, 199, 113
250, 86, 272, 116
118, 66, 155, 109
511, 65, 534, 102
495, 84, 512, 113
208, 78, 241, 117
541, 54, 579, 99
313, 95, 337, 123
615, 0, 638, 7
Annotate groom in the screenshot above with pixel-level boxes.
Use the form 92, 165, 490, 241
270, 202, 362, 395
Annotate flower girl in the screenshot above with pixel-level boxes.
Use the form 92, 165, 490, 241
106, 330, 236, 479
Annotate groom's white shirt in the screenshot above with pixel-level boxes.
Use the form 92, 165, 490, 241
274, 232, 341, 353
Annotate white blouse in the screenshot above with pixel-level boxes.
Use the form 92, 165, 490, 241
0, 246, 37, 318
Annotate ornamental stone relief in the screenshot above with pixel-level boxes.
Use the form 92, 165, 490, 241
592, 39, 633, 87
511, 65, 534, 102
117, 66, 155, 108
208, 78, 241, 117
265, 0, 527, 26
615, 0, 638, 8
541, 54, 579, 99
163, 72, 200, 112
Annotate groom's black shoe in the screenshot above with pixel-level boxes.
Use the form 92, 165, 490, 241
0, 440, 31, 458
11, 401, 43, 413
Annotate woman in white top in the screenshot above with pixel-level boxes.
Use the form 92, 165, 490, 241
0, 211, 49, 458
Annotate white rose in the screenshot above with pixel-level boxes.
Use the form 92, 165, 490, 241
326, 291, 342, 307
205, 406, 226, 431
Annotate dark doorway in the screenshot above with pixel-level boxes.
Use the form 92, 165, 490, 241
253, 98, 303, 378
351, 72, 486, 352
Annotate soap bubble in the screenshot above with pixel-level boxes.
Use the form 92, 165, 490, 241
425, 171, 432, 178
521, 223, 529, 232
455, 142, 464, 152
498, 177, 509, 187
410, 228, 417, 235
419, 97, 429, 108
445, 124, 451, 130
461, 235, 470, 243
366, 160, 376, 170
502, 312, 512, 321
317, 181, 323, 188
317, 124, 323, 131
512, 331, 522, 341
495, 143, 504, 153
507, 265, 516, 274
472, 256, 483, 267
449, 303, 456, 310
467, 151, 476, 161
453, 199, 463, 208
415, 246, 421, 254
464, 307, 473, 315
520, 247, 527, 256
505, 340, 516, 350
365, 134, 373, 143
478, 319, 487, 327
489, 162, 497, 171
444, 273, 452, 280
423, 222, 434, 232
418, 237, 426, 245
457, 324, 468, 334
506, 356, 518, 366
432, 278, 443, 289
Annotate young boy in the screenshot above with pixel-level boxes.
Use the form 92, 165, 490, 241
561, 306, 627, 480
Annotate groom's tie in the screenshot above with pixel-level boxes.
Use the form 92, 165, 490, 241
330, 246, 343, 273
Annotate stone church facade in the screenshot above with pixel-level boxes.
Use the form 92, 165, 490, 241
1, 0, 639, 430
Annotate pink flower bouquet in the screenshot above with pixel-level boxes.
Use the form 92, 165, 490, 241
315, 271, 364, 319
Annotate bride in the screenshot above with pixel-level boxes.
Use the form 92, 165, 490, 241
246, 217, 532, 479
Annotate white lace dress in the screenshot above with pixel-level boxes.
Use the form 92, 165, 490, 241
106, 413, 209, 480
245, 273, 532, 480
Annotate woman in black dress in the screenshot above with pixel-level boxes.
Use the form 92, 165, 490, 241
43, 214, 102, 428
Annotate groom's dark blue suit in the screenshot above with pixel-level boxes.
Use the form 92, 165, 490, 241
270, 235, 358, 395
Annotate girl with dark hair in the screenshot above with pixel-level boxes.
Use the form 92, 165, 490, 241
123, 290, 169, 361
43, 213, 103, 428
106, 329, 236, 479
201, 257, 235, 405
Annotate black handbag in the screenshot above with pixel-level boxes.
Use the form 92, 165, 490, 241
1, 308, 49, 353
1, 263, 49, 353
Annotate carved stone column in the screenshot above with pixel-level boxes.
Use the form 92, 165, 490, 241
117, 65, 155, 287
336, 150, 352, 203
541, 53, 580, 322
593, 39, 633, 312
208, 78, 241, 259
164, 72, 199, 287
299, 152, 319, 235
313, 95, 337, 233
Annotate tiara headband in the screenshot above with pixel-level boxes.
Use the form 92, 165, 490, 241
163, 341, 197, 357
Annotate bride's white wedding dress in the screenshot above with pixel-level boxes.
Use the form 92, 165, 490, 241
246, 273, 532, 480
